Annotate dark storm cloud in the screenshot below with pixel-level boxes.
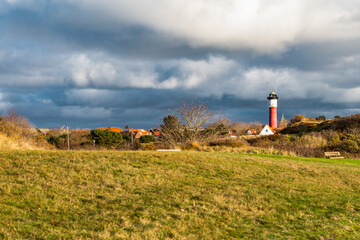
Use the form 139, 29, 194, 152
245, 40, 360, 72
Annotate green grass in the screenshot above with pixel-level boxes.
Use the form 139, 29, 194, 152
1, 150, 360, 239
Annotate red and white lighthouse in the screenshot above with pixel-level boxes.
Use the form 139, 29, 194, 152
267, 90, 278, 129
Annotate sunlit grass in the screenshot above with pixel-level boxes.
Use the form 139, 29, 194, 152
0, 150, 360, 239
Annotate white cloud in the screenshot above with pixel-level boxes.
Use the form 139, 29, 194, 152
68, 54, 158, 88
3, 49, 360, 107
65, 52, 360, 104
65, 0, 360, 53
158, 77, 179, 89
69, 54, 116, 87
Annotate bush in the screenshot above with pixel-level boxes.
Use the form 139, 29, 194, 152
140, 135, 156, 143
47, 136, 60, 147
316, 116, 326, 121
0, 109, 50, 149
209, 138, 248, 148
181, 142, 201, 151
290, 115, 304, 124
143, 143, 157, 150
91, 129, 125, 148
340, 140, 359, 153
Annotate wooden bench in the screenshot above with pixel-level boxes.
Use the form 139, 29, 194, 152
324, 152, 344, 159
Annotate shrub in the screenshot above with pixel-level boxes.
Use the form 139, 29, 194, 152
316, 116, 326, 121
140, 135, 156, 143
143, 143, 156, 150
290, 115, 304, 124
91, 129, 125, 148
181, 142, 201, 151
288, 134, 295, 142
47, 136, 60, 147
340, 140, 359, 153
0, 109, 50, 149
209, 138, 248, 148
328, 134, 341, 148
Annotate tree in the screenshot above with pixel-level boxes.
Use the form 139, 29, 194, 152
177, 102, 216, 142
91, 129, 124, 148
316, 115, 326, 121
140, 135, 156, 143
290, 115, 304, 124
125, 124, 129, 129
159, 102, 227, 147
160, 115, 184, 147
334, 115, 341, 119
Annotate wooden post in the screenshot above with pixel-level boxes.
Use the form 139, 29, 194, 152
131, 131, 134, 146
67, 126, 70, 150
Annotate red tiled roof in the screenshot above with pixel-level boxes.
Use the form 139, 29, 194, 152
97, 127, 123, 133
153, 131, 161, 136
266, 125, 276, 134
126, 129, 151, 135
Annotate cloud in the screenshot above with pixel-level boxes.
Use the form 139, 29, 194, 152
61, 106, 112, 119
67, 53, 238, 90
0, 91, 13, 112
60, 0, 360, 53
2, 48, 360, 105
68, 54, 158, 88
64, 53, 360, 105
69, 54, 117, 87
3, 0, 360, 54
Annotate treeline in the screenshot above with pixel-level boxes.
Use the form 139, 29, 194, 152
44, 102, 262, 150
4, 105, 360, 159
159, 102, 262, 148
46, 129, 156, 150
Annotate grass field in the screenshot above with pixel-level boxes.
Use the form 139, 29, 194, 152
0, 150, 360, 239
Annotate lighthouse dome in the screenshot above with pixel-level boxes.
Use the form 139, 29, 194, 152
267, 90, 279, 100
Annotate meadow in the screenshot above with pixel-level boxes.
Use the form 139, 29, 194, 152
0, 150, 360, 239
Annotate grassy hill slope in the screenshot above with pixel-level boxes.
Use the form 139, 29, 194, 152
0, 133, 45, 150
1, 151, 360, 239
281, 114, 360, 134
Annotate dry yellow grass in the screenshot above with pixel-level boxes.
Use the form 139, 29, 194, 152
0, 133, 45, 150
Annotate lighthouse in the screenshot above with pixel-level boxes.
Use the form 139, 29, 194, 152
267, 90, 278, 129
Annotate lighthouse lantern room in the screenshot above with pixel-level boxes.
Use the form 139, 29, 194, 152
267, 90, 278, 129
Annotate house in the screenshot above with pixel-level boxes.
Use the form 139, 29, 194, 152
123, 129, 151, 138
149, 128, 162, 137
228, 129, 237, 138
246, 129, 257, 135
37, 128, 50, 134
259, 125, 276, 136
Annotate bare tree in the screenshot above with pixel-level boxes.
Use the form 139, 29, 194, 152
160, 102, 227, 147
177, 102, 216, 142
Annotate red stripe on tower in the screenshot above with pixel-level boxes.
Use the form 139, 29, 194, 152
267, 90, 278, 129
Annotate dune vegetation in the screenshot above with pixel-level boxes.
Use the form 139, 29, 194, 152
0, 150, 359, 239
0, 109, 51, 150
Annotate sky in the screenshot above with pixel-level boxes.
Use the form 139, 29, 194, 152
1, 0, 360, 129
